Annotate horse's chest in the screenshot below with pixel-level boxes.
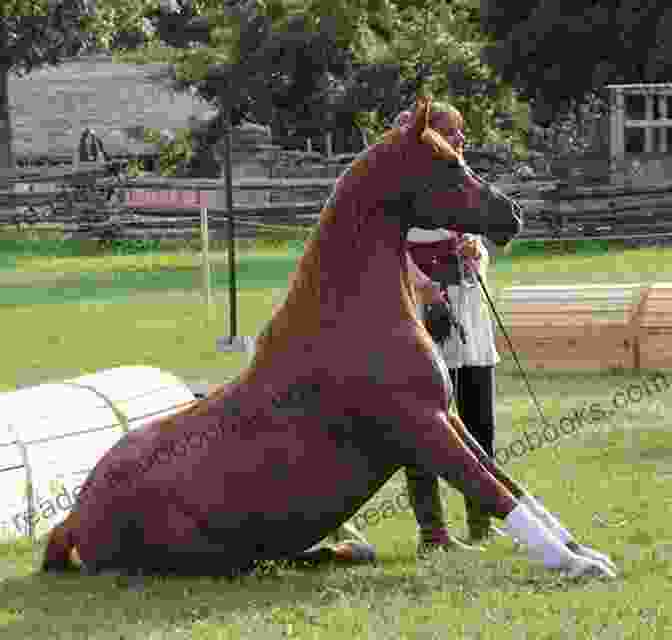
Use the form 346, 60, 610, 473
359, 340, 452, 400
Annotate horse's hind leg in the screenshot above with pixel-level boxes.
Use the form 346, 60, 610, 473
74, 508, 257, 577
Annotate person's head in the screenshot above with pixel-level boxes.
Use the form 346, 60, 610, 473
427, 101, 465, 153
390, 98, 522, 246
393, 101, 465, 155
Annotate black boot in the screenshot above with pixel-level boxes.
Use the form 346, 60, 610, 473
405, 466, 483, 556
464, 495, 493, 543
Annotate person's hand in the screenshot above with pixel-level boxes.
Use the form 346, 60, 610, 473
460, 237, 481, 260
418, 281, 444, 305
429, 282, 445, 304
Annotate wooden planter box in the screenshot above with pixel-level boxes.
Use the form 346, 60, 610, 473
494, 284, 647, 371
637, 283, 672, 370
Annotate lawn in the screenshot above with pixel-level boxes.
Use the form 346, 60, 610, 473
0, 234, 671, 638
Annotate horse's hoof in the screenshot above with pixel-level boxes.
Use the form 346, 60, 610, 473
570, 543, 618, 574
565, 555, 617, 580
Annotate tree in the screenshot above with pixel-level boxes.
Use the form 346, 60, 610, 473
359, 0, 529, 151
99, 0, 525, 169
480, 0, 672, 126
0, 0, 96, 169
110, 0, 415, 166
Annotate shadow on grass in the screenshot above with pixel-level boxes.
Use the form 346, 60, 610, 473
2, 422, 666, 638
0, 544, 608, 639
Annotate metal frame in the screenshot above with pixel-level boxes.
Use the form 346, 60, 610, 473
0, 376, 197, 540
606, 83, 672, 161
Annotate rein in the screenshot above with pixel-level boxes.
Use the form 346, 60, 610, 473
475, 271, 551, 430
475, 271, 584, 505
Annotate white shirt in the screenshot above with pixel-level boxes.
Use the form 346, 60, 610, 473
408, 229, 499, 368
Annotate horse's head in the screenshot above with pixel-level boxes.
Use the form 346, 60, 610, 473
392, 97, 522, 247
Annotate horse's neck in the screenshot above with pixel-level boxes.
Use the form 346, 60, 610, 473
316, 208, 415, 327
237, 173, 419, 384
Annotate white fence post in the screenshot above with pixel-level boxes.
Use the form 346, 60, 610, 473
645, 93, 654, 153
660, 95, 668, 154
200, 205, 213, 319
616, 90, 625, 159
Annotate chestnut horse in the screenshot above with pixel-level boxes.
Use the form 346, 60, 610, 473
43, 97, 616, 579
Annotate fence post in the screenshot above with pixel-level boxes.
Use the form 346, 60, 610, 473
326, 132, 333, 157
223, 118, 237, 340
645, 93, 654, 153
660, 95, 668, 154
609, 87, 625, 174
200, 204, 213, 319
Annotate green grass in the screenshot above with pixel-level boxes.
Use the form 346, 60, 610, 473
1, 234, 672, 638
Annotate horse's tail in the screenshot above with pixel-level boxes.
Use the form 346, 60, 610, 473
42, 512, 81, 572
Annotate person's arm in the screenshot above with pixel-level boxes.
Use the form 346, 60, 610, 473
473, 235, 489, 276
464, 235, 494, 315
406, 252, 444, 304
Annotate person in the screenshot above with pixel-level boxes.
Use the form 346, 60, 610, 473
399, 102, 504, 554
78, 128, 109, 164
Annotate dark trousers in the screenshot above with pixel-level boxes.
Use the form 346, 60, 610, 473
405, 365, 496, 535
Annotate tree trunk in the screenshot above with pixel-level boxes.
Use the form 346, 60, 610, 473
0, 64, 13, 171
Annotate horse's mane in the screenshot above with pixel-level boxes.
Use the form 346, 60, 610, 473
169, 98, 457, 419
236, 139, 420, 383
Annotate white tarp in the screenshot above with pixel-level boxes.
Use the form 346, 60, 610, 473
0, 366, 196, 540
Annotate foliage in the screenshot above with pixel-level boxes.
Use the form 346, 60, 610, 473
0, 0, 95, 73
358, 0, 530, 154
93, 0, 532, 161
84, 0, 154, 51
142, 126, 194, 176
108, 1, 411, 162
480, 0, 672, 125
0, 1, 96, 168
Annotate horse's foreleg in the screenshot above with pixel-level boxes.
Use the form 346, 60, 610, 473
444, 412, 525, 498
445, 413, 617, 573
394, 408, 615, 577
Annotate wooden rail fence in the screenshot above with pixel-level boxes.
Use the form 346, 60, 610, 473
4, 165, 672, 244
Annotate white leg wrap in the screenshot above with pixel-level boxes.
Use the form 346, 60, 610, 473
520, 494, 573, 544
504, 504, 574, 569
520, 495, 618, 573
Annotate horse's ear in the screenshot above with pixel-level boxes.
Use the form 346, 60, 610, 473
412, 96, 432, 139
421, 128, 462, 162
413, 95, 461, 161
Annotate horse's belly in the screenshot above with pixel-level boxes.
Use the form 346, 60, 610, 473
156, 414, 388, 552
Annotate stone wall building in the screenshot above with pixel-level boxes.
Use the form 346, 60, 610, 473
9, 53, 214, 166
